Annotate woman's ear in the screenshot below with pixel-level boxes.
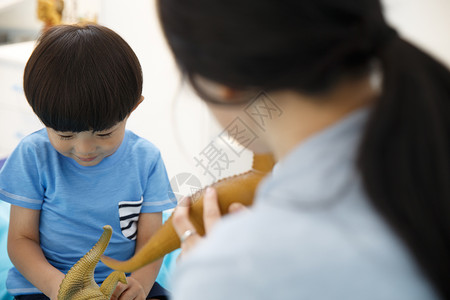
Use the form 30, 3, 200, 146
193, 74, 250, 103
221, 87, 240, 100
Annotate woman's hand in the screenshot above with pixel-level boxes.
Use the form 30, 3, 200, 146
172, 187, 247, 256
111, 277, 146, 300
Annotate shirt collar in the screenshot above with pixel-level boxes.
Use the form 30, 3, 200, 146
256, 106, 371, 209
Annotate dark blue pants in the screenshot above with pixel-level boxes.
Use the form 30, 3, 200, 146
14, 281, 169, 300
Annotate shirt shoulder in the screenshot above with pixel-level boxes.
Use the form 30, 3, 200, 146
0, 129, 53, 209
4, 128, 57, 168
17, 128, 53, 152
126, 130, 161, 159
123, 130, 165, 176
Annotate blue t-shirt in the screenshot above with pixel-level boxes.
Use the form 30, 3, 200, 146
0, 129, 176, 296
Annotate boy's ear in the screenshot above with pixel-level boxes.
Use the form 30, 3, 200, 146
130, 96, 144, 113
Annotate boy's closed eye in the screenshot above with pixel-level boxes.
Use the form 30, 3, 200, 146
96, 132, 114, 138
56, 130, 115, 140
58, 134, 75, 140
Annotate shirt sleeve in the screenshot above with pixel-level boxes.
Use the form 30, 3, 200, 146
141, 152, 177, 213
0, 141, 44, 210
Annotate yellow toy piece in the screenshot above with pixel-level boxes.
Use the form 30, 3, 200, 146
58, 225, 127, 300
37, 0, 64, 30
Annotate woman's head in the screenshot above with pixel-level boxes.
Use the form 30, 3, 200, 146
159, 0, 393, 155
24, 23, 143, 132
158, 0, 394, 96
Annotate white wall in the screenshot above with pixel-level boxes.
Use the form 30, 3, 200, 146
382, 0, 450, 68
0, 0, 41, 43
0, 41, 41, 158
0, 0, 41, 31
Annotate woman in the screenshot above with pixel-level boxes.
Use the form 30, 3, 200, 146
159, 0, 449, 299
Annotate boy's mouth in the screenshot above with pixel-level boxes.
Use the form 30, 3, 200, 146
76, 156, 98, 162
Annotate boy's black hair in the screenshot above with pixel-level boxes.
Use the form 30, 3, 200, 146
24, 23, 143, 132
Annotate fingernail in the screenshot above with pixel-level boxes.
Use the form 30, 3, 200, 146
179, 196, 190, 207
229, 203, 243, 212
206, 187, 214, 195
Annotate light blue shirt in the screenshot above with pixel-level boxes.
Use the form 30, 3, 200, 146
171, 107, 439, 300
0, 201, 13, 300
0, 129, 176, 296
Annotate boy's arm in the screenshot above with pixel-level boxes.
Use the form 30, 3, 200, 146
132, 212, 164, 293
8, 205, 65, 300
112, 212, 164, 299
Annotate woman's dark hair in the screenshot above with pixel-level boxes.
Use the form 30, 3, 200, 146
158, 0, 450, 297
24, 23, 143, 132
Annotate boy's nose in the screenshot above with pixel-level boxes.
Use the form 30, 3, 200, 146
75, 139, 96, 155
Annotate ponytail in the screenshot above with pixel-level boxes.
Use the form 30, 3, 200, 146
358, 36, 450, 298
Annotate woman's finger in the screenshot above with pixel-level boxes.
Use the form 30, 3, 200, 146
172, 197, 194, 236
228, 202, 247, 214
203, 187, 221, 234
172, 196, 202, 254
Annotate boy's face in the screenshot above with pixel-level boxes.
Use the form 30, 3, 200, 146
46, 119, 127, 167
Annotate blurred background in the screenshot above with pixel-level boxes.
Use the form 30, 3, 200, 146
0, 0, 449, 299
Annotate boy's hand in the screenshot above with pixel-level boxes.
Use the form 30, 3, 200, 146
111, 277, 146, 300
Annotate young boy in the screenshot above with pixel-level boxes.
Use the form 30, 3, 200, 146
0, 24, 176, 300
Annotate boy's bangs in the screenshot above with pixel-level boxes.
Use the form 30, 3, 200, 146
33, 73, 129, 133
